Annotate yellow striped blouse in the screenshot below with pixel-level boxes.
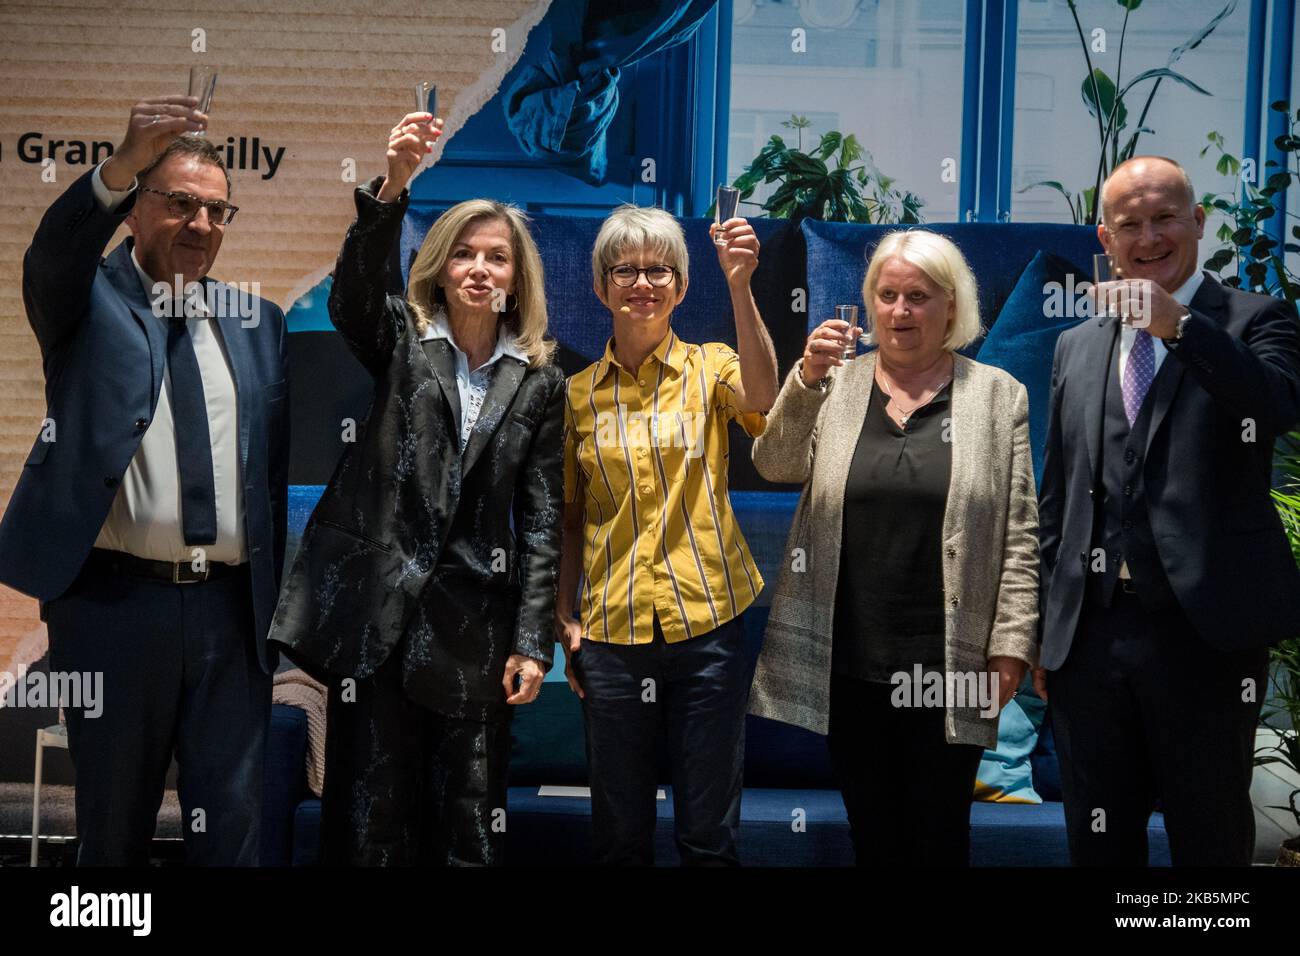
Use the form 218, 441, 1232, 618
563, 329, 766, 645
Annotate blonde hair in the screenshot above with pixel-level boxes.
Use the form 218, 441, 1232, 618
407, 198, 554, 367
591, 204, 689, 294
861, 230, 982, 351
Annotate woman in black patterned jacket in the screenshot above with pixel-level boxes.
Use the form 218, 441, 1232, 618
268, 110, 565, 866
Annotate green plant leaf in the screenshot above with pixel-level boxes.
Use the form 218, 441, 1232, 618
1204, 249, 1235, 270
1118, 67, 1212, 100
1116, 0, 1143, 9
815, 131, 842, 162
1166, 1, 1238, 66
1081, 69, 1127, 130
1216, 153, 1241, 176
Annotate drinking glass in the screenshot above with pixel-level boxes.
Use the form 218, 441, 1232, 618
715, 185, 740, 245
188, 66, 217, 136
835, 304, 860, 359
414, 80, 437, 117
1093, 253, 1117, 317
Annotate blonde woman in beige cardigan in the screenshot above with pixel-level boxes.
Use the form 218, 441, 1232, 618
751, 230, 1039, 866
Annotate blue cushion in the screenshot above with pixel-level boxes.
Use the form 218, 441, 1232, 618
975, 250, 1094, 483
976, 691, 1044, 804
800, 220, 1101, 349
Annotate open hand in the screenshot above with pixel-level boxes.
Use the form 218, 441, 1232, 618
711, 218, 760, 287
377, 111, 443, 202
101, 96, 208, 188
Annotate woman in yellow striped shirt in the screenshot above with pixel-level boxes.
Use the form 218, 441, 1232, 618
555, 204, 778, 865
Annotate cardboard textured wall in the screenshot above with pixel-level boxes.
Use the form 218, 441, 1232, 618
0, 0, 551, 676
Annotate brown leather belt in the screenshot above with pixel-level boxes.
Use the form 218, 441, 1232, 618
87, 547, 245, 584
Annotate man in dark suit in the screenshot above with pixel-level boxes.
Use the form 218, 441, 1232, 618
1035, 155, 1300, 866
0, 96, 289, 865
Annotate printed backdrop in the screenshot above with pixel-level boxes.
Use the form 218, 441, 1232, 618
0, 0, 551, 677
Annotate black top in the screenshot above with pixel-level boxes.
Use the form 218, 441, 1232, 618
833, 378, 952, 681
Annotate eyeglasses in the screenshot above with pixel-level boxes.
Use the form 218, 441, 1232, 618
139, 187, 239, 226
606, 264, 677, 288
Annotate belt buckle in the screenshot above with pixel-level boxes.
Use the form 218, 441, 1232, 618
172, 562, 209, 585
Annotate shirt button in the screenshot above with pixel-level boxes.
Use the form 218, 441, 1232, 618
946, 547, 956, 558
103, 476, 117, 488
637, 448, 647, 457
1124, 448, 1136, 464
639, 379, 647, 387
949, 597, 959, 608
134, 418, 148, 430
1123, 484, 1133, 496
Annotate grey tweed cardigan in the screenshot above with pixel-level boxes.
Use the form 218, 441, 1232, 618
749, 351, 1040, 750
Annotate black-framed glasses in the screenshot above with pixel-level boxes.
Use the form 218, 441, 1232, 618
606, 264, 677, 288
139, 187, 238, 226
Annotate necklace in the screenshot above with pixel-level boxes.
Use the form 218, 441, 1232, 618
877, 361, 952, 427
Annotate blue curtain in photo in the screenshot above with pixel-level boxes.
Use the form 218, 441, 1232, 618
504, 0, 718, 183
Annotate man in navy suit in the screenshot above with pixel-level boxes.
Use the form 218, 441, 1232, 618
1035, 155, 1300, 865
0, 96, 289, 864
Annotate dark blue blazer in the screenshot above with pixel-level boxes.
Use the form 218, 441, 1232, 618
1038, 273, 1300, 669
0, 167, 289, 672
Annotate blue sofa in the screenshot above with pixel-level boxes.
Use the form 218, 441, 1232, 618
264, 212, 1172, 866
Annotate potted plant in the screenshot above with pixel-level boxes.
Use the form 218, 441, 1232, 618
721, 115, 924, 224
1020, 0, 1237, 224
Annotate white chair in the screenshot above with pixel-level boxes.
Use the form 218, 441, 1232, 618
30, 722, 69, 867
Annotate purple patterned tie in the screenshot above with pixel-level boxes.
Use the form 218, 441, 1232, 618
1122, 329, 1155, 426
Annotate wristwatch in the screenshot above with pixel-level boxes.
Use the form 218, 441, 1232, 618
1167, 311, 1191, 343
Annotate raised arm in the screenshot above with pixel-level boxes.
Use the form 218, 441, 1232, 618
712, 217, 777, 413
1165, 296, 1300, 440
328, 112, 443, 376
750, 316, 855, 484
23, 96, 206, 360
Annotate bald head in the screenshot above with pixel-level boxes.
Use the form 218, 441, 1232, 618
1100, 156, 1196, 225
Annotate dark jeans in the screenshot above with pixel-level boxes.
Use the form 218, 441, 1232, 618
46, 560, 269, 866
320, 651, 512, 866
575, 613, 750, 866
1048, 590, 1268, 866
827, 673, 984, 866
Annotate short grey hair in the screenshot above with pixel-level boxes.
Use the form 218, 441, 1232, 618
861, 230, 982, 352
591, 204, 689, 293
1100, 155, 1196, 224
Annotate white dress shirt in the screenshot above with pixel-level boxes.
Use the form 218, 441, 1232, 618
420, 307, 527, 451
90, 162, 246, 565
1114, 269, 1204, 579
1117, 269, 1204, 383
